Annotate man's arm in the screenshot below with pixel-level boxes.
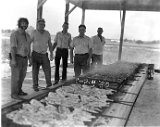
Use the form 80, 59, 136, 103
103, 37, 106, 45
52, 42, 57, 52
88, 48, 92, 60
10, 47, 17, 66
68, 35, 73, 63
48, 37, 53, 53
88, 48, 92, 67
70, 48, 74, 64
89, 37, 93, 59
28, 39, 33, 66
28, 32, 34, 66
10, 33, 17, 67
87, 38, 93, 67
48, 37, 53, 61
52, 33, 58, 52
70, 37, 74, 64
68, 34, 72, 49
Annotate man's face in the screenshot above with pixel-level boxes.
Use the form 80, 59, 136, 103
37, 21, 45, 30
63, 24, 68, 31
97, 28, 103, 35
20, 21, 28, 30
79, 27, 86, 35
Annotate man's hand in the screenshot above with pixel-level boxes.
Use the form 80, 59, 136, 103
10, 59, 17, 67
87, 58, 91, 67
70, 58, 73, 64
50, 53, 54, 61
28, 58, 32, 66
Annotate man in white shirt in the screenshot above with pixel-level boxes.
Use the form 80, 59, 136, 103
30, 19, 53, 91
91, 27, 106, 68
70, 25, 92, 77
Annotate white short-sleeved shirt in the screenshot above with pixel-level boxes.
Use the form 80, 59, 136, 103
92, 35, 106, 55
54, 32, 71, 49
10, 29, 31, 57
31, 30, 50, 54
70, 35, 93, 54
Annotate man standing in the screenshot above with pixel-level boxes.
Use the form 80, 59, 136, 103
70, 24, 92, 77
52, 22, 72, 84
91, 27, 106, 68
30, 19, 53, 91
10, 17, 31, 99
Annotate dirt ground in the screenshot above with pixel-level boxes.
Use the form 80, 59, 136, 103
126, 72, 160, 126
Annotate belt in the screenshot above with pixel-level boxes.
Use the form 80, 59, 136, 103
32, 51, 47, 55
16, 54, 28, 59
75, 53, 88, 56
57, 47, 68, 50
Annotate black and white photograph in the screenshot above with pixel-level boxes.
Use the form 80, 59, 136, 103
1, 0, 160, 127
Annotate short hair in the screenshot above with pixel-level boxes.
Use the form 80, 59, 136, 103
79, 24, 86, 29
37, 18, 45, 23
98, 27, 103, 30
17, 17, 29, 28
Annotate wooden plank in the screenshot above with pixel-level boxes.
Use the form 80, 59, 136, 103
99, 67, 147, 126
118, 93, 136, 103
125, 68, 147, 95
92, 116, 126, 126
108, 117, 126, 126
2, 78, 75, 115
103, 103, 131, 119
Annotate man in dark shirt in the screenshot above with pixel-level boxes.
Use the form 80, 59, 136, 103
52, 22, 72, 84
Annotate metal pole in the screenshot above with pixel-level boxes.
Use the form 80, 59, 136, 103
65, 0, 70, 23
81, 9, 85, 25
118, 2, 126, 61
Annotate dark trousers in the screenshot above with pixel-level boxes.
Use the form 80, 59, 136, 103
55, 48, 68, 81
74, 53, 89, 77
91, 54, 103, 67
32, 51, 52, 88
11, 56, 28, 96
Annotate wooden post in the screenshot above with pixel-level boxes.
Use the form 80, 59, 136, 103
36, 6, 43, 28
118, 2, 126, 61
65, 0, 70, 23
65, 5, 77, 18
81, 9, 85, 25
37, 6, 43, 20
36, 0, 47, 28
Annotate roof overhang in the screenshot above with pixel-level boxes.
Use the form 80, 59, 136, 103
66, 0, 160, 12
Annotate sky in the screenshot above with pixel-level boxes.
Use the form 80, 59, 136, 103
1, 0, 160, 41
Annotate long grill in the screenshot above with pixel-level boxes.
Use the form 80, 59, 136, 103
76, 61, 143, 90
